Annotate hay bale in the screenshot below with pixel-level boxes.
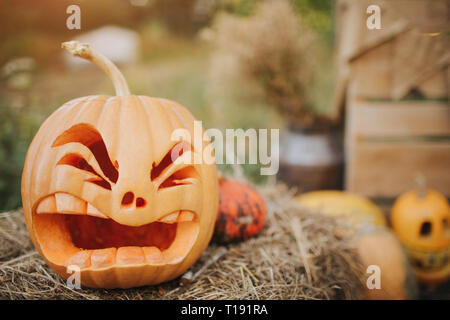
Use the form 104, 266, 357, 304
0, 184, 364, 299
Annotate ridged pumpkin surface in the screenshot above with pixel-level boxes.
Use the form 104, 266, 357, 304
21, 42, 218, 288
213, 178, 266, 243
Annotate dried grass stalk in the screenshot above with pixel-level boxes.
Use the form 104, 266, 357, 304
208, 0, 323, 127
0, 184, 364, 300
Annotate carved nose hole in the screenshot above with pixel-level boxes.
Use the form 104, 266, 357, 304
121, 192, 134, 207
136, 197, 146, 208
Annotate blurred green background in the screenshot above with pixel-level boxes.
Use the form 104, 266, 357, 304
0, 0, 335, 211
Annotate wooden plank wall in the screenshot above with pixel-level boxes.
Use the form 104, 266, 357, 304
345, 99, 450, 198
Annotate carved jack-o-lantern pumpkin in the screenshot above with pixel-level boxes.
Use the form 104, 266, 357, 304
391, 177, 450, 285
21, 41, 218, 288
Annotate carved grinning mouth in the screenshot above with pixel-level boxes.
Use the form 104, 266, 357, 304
33, 193, 199, 269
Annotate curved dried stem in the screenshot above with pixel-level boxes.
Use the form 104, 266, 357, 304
415, 173, 427, 198
62, 41, 131, 96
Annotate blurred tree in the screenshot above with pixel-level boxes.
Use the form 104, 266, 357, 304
210, 0, 334, 127
291, 0, 334, 45
223, 0, 259, 16
0, 99, 39, 210
0, 0, 210, 65
219, 0, 334, 44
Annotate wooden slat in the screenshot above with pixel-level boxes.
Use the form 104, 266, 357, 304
448, 66, 450, 102
346, 140, 450, 198
335, 0, 449, 105
417, 67, 448, 99
348, 101, 450, 137
392, 30, 450, 100
350, 41, 394, 99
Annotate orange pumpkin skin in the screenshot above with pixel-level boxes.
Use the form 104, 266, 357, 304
213, 178, 266, 243
356, 228, 418, 300
21, 42, 218, 288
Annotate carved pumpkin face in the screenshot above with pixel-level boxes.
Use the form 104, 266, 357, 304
391, 188, 450, 285
21, 42, 218, 288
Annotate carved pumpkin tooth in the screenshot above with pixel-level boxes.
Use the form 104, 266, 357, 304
116, 247, 145, 265
55, 193, 87, 214
36, 195, 56, 214
86, 203, 108, 219
90, 248, 116, 268
178, 211, 195, 222
143, 247, 164, 264
159, 212, 179, 224
66, 250, 92, 269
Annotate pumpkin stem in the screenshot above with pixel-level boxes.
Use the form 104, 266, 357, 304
62, 41, 131, 96
415, 173, 427, 199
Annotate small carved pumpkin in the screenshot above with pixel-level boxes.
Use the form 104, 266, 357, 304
391, 177, 450, 285
213, 177, 266, 243
21, 41, 218, 288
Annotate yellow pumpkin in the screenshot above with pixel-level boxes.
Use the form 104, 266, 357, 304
391, 177, 450, 285
294, 190, 387, 228
21, 41, 219, 288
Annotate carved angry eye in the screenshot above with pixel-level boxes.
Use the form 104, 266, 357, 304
52, 124, 199, 191
52, 123, 119, 190
151, 141, 199, 190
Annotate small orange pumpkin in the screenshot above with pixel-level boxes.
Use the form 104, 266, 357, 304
391, 176, 450, 285
213, 177, 266, 243
21, 41, 219, 288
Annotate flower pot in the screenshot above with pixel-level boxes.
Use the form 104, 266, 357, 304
277, 125, 343, 192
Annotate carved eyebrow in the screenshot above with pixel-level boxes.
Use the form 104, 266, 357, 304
52, 123, 118, 184
150, 141, 193, 181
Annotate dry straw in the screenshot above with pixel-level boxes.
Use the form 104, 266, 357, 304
0, 184, 364, 299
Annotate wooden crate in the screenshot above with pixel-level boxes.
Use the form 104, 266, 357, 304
345, 99, 450, 198
348, 33, 449, 101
